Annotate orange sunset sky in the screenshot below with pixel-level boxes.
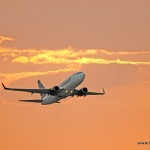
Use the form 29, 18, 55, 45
0, 0, 150, 150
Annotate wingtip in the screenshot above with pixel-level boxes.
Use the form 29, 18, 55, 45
102, 88, 105, 94
2, 83, 6, 89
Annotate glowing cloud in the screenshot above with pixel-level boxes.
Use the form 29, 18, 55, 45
0, 67, 79, 89
0, 48, 150, 65
97, 49, 150, 55
0, 36, 14, 44
74, 57, 150, 65
0, 36, 150, 86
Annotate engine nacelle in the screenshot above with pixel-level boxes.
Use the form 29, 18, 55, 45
51, 86, 60, 91
80, 87, 88, 94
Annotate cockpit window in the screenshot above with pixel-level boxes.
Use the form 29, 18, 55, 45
77, 72, 82, 74
61, 78, 71, 86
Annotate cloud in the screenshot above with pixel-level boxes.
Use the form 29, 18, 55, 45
0, 67, 80, 89
97, 49, 150, 55
0, 48, 96, 58
0, 36, 14, 44
0, 48, 150, 65
0, 37, 150, 86
74, 57, 150, 65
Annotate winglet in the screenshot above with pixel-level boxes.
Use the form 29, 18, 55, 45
2, 83, 7, 90
102, 88, 105, 94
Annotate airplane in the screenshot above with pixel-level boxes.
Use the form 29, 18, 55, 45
2, 72, 105, 105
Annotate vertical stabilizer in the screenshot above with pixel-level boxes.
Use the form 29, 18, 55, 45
37, 80, 46, 99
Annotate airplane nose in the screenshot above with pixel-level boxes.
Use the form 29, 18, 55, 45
81, 72, 85, 79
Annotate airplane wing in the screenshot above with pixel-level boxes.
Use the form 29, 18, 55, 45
73, 88, 105, 96
2, 83, 50, 94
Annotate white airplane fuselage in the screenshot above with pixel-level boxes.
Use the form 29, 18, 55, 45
42, 72, 85, 105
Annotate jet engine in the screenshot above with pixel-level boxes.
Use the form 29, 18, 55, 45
79, 87, 88, 96
51, 86, 60, 91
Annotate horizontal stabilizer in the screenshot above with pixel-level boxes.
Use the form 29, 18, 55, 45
19, 99, 42, 103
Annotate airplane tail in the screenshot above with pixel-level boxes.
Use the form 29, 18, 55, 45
37, 80, 46, 99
